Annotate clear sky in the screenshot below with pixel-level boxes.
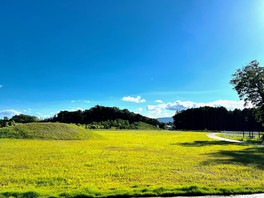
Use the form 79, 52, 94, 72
1, 0, 264, 118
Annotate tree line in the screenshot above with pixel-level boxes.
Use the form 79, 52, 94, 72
0, 114, 39, 127
173, 106, 264, 131
0, 106, 163, 129
48, 105, 163, 128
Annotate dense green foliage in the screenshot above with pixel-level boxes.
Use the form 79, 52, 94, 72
85, 120, 161, 130
230, 60, 264, 107
0, 117, 15, 128
12, 114, 39, 123
230, 60, 264, 123
0, 131, 264, 197
50, 105, 163, 128
0, 114, 39, 128
0, 122, 100, 140
173, 106, 263, 131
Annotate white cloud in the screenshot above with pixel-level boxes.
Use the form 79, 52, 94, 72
148, 106, 163, 114
164, 100, 249, 111
71, 100, 90, 104
0, 109, 21, 117
145, 100, 251, 118
23, 108, 32, 113
145, 111, 171, 119
134, 108, 143, 114
36, 112, 52, 119
146, 105, 170, 118
122, 96, 146, 103
154, 99, 163, 103
70, 107, 84, 111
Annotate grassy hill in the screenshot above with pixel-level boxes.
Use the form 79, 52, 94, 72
0, 122, 100, 140
132, 121, 161, 130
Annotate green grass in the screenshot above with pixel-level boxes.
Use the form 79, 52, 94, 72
0, 122, 100, 140
0, 130, 264, 197
218, 132, 264, 144
131, 121, 161, 130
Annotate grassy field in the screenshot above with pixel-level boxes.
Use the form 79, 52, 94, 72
0, 129, 264, 197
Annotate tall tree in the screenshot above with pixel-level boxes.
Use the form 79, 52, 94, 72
230, 60, 264, 123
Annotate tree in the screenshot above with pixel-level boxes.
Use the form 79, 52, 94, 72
230, 60, 264, 123
11, 114, 38, 123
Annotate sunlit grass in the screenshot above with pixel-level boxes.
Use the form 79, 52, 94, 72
0, 130, 264, 197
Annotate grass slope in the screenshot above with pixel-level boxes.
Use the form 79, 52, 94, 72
0, 122, 100, 140
132, 121, 161, 130
0, 131, 264, 197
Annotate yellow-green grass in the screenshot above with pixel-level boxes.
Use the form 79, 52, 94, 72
0, 123, 100, 140
0, 131, 264, 197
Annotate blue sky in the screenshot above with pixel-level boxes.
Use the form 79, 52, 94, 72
1, 0, 264, 118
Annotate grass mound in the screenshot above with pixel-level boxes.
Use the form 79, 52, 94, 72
132, 122, 161, 130
0, 122, 100, 140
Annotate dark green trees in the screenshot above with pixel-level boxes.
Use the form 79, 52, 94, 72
12, 114, 39, 123
53, 105, 162, 128
173, 106, 263, 131
230, 60, 264, 123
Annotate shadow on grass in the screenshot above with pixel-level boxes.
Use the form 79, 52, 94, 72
177, 140, 264, 170
175, 140, 241, 147
203, 147, 264, 170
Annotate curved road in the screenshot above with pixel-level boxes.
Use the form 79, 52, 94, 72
207, 133, 243, 143
207, 133, 264, 147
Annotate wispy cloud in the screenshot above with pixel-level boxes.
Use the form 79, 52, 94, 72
134, 107, 143, 114
122, 96, 146, 103
36, 112, 52, 119
154, 99, 163, 103
0, 109, 21, 117
70, 107, 84, 111
23, 108, 32, 113
71, 100, 90, 104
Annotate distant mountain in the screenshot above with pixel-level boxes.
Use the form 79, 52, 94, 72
157, 117, 173, 123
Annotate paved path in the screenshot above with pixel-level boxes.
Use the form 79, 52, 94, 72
207, 133, 264, 147
207, 133, 243, 143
